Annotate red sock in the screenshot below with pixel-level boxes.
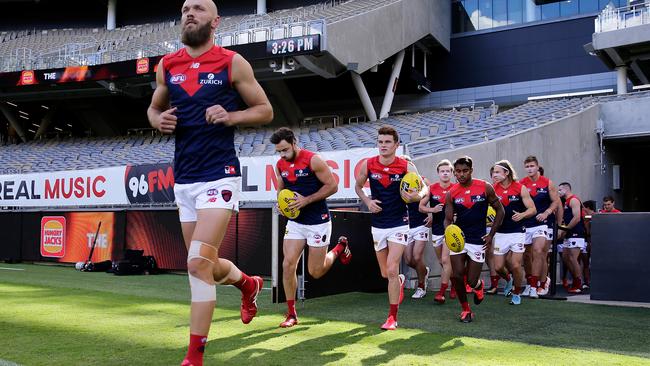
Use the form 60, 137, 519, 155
490, 275, 499, 288
526, 274, 533, 283
513, 286, 523, 295
439, 282, 448, 294
461, 301, 471, 312
185, 334, 207, 366
233, 272, 255, 295
330, 242, 345, 257
287, 299, 296, 317
418, 280, 425, 289
505, 273, 511, 281
573, 278, 582, 289
539, 279, 547, 288
389, 304, 399, 320
528, 275, 538, 288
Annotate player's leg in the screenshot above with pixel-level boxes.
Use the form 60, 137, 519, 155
567, 244, 583, 293
507, 250, 525, 305
410, 239, 430, 299
492, 235, 513, 296
280, 237, 305, 327
580, 243, 590, 289
433, 238, 451, 303
522, 244, 533, 296
381, 241, 406, 330
450, 251, 473, 322
306, 222, 350, 278
530, 234, 547, 298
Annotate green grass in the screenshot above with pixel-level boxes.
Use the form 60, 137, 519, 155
1, 264, 649, 365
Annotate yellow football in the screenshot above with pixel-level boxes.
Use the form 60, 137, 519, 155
278, 189, 300, 219
444, 224, 465, 253
400, 172, 423, 203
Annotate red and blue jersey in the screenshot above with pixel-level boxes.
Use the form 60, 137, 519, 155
407, 200, 428, 229
429, 182, 451, 236
277, 149, 329, 225
367, 156, 409, 229
495, 181, 527, 234
520, 175, 551, 227
449, 179, 488, 244
563, 194, 586, 238
162, 45, 242, 184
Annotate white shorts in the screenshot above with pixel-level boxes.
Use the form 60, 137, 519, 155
524, 225, 550, 244
371, 225, 409, 252
284, 220, 332, 248
493, 232, 526, 255
563, 237, 586, 250
408, 225, 430, 244
174, 177, 241, 222
432, 234, 445, 248
449, 242, 485, 263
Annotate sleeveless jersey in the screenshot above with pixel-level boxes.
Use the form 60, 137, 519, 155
162, 45, 242, 184
563, 194, 586, 238
495, 181, 527, 234
407, 201, 428, 229
520, 175, 551, 227
449, 179, 489, 244
367, 156, 409, 229
429, 182, 451, 236
277, 149, 329, 225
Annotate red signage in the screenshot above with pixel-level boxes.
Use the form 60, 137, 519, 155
40, 216, 66, 258
136, 58, 149, 74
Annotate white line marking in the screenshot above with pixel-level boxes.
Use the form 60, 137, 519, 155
0, 267, 25, 271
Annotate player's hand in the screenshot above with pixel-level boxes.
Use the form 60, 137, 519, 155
205, 104, 231, 125
400, 188, 421, 203
273, 203, 284, 217
431, 203, 444, 213
423, 214, 433, 228
367, 199, 382, 213
536, 212, 549, 222
512, 211, 526, 222
287, 192, 310, 210
482, 232, 494, 250
155, 107, 177, 134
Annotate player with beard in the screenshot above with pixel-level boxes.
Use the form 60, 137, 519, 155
272, 127, 351, 328
148, 1, 273, 365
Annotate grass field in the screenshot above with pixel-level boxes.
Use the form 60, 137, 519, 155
1, 264, 649, 366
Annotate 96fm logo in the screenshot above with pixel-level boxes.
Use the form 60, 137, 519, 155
125, 164, 175, 204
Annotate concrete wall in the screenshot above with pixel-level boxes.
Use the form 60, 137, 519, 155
327, 0, 450, 74
412, 104, 609, 204
600, 95, 650, 138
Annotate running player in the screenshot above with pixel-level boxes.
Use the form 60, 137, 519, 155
445, 156, 504, 322
520, 156, 561, 297
419, 159, 454, 303
599, 196, 622, 213
401, 155, 431, 299
490, 160, 537, 305
272, 127, 352, 328
558, 182, 586, 294
148, 1, 273, 364
355, 125, 423, 330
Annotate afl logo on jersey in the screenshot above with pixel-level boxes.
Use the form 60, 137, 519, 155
371, 173, 382, 180
170, 74, 186, 84
281, 171, 289, 178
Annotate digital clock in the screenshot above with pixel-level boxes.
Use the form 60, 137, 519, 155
266, 34, 321, 56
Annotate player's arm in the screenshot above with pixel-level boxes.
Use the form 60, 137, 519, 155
565, 198, 582, 230
513, 185, 537, 222
288, 155, 337, 210
538, 180, 560, 222
147, 59, 177, 134
275, 165, 285, 192
206, 54, 273, 126
486, 183, 505, 236
355, 160, 381, 213
443, 191, 454, 228
419, 190, 432, 213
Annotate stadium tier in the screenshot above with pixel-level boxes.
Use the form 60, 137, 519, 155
5, 92, 648, 174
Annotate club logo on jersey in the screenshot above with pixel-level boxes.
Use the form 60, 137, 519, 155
314, 234, 321, 244
170, 74, 186, 84
199, 72, 224, 85
472, 195, 486, 203
321, 213, 329, 220
225, 165, 237, 175
222, 190, 232, 202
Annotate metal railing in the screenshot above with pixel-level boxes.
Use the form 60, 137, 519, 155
595, 1, 650, 32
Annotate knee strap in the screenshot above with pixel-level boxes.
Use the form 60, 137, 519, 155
188, 240, 218, 264
188, 273, 216, 302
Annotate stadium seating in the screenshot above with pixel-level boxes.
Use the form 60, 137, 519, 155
5, 92, 648, 174
0, 0, 400, 72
